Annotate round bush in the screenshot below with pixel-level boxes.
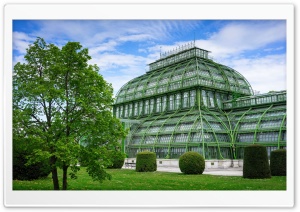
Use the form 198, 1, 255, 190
179, 151, 205, 175
136, 151, 157, 172
13, 153, 51, 181
107, 150, 126, 169
270, 149, 286, 176
243, 144, 271, 179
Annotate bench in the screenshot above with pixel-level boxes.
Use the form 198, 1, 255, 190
124, 162, 136, 168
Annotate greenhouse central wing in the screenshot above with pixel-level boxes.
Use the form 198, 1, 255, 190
113, 44, 286, 160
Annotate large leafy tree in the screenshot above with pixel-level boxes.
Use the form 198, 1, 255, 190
13, 38, 126, 190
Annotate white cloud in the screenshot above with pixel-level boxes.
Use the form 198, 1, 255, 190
13, 20, 286, 96
196, 21, 286, 59
228, 54, 286, 93
90, 53, 148, 73
13, 32, 35, 54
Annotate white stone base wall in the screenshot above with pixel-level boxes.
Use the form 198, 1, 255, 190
124, 158, 243, 169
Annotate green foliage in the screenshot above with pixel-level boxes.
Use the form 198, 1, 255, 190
243, 144, 271, 179
13, 37, 127, 189
270, 149, 286, 176
179, 151, 205, 174
107, 150, 126, 169
136, 151, 157, 172
13, 110, 51, 180
13, 155, 51, 181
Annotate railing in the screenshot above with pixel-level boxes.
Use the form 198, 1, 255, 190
148, 47, 210, 72
223, 91, 286, 109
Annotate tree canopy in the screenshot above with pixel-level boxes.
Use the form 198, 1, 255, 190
13, 37, 126, 190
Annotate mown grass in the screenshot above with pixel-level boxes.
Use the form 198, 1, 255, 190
13, 168, 286, 190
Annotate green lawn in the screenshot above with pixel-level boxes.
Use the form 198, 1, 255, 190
13, 168, 286, 190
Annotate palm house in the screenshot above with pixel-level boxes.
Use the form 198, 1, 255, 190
113, 43, 286, 168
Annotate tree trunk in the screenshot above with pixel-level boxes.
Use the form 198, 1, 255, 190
50, 156, 60, 190
62, 165, 68, 190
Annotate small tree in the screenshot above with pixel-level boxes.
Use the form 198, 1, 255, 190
270, 149, 286, 176
136, 151, 157, 172
243, 144, 271, 179
179, 151, 205, 174
13, 38, 126, 190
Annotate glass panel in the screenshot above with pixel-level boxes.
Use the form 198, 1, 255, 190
203, 133, 214, 142
162, 96, 167, 111
169, 95, 174, 111
217, 134, 230, 142
175, 93, 181, 110
202, 90, 208, 107
144, 100, 149, 115
169, 81, 181, 91
238, 133, 254, 142
134, 102, 138, 116
190, 90, 196, 107
124, 105, 128, 118
128, 104, 133, 117
178, 123, 194, 131
138, 101, 143, 116
131, 136, 141, 144
239, 122, 257, 130
282, 131, 286, 141
171, 147, 185, 158
215, 92, 222, 108
190, 132, 202, 142
174, 134, 188, 143
260, 120, 282, 129
163, 124, 176, 132
149, 99, 154, 114
119, 106, 123, 118
183, 92, 189, 108
115, 107, 119, 118
144, 136, 156, 144
155, 147, 168, 158
159, 135, 171, 143
148, 126, 160, 133
156, 97, 161, 113
257, 132, 279, 142
207, 90, 215, 108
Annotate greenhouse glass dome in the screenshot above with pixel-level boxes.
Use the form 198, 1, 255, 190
113, 43, 286, 166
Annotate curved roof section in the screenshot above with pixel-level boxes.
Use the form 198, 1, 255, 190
125, 104, 286, 159
115, 46, 253, 104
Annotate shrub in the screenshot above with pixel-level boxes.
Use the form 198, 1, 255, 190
13, 136, 51, 181
136, 151, 157, 172
13, 153, 51, 181
179, 151, 205, 175
270, 149, 286, 176
243, 144, 271, 179
107, 150, 126, 169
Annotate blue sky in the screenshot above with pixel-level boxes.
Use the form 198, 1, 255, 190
13, 20, 286, 96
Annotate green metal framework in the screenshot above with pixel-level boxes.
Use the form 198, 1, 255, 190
113, 44, 286, 160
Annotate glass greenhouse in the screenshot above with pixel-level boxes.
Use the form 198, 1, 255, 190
113, 43, 286, 162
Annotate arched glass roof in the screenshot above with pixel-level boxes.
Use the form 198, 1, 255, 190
115, 47, 253, 104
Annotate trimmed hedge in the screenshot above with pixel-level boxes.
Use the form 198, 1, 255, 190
107, 150, 126, 169
136, 151, 157, 172
179, 151, 205, 175
270, 149, 286, 176
243, 144, 271, 179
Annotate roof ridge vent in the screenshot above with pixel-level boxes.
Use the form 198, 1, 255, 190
160, 42, 195, 59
